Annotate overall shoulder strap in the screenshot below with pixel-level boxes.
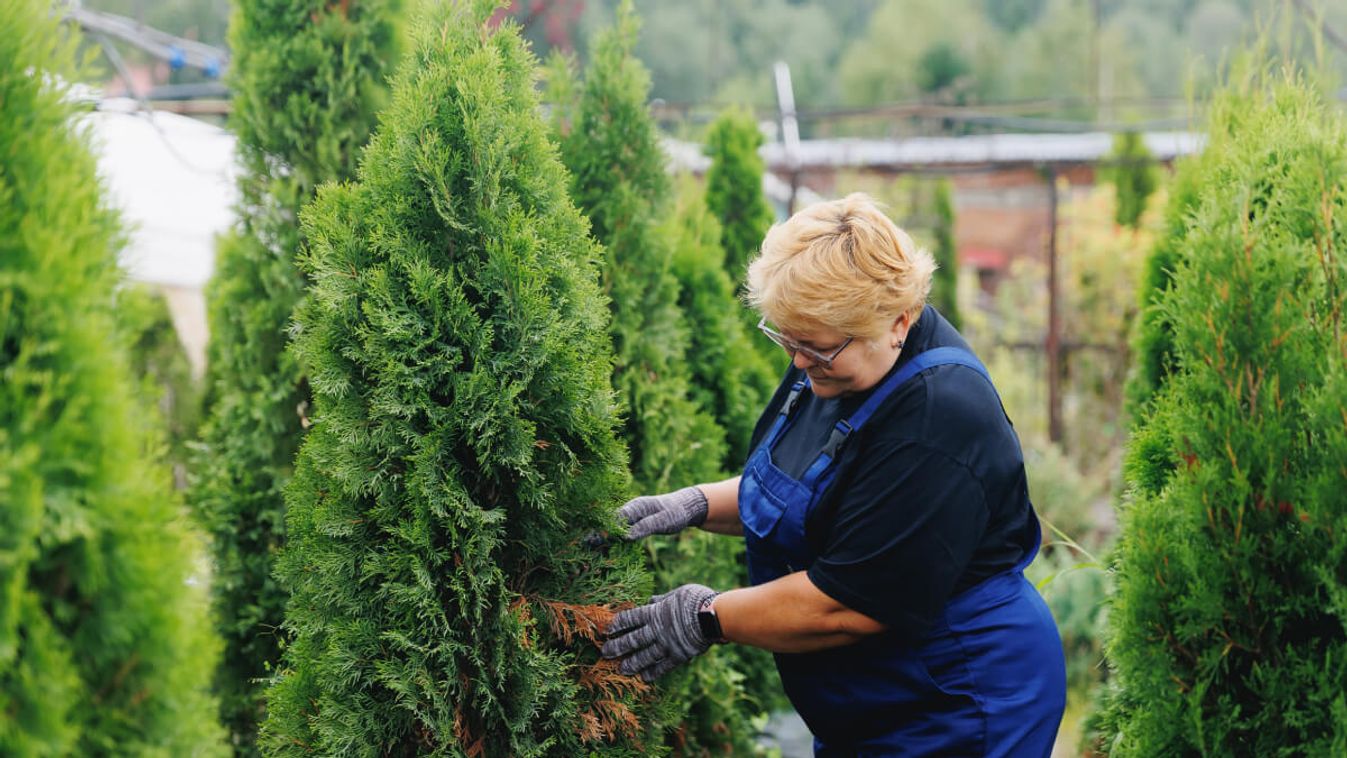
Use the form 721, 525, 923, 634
816, 346, 991, 462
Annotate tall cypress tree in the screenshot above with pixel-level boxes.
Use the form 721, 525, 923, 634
117, 284, 202, 490
704, 106, 782, 371
1106, 131, 1158, 230
0, 3, 224, 753
553, 8, 770, 751
262, 3, 664, 753
1093, 69, 1347, 755
664, 175, 778, 468
931, 178, 962, 330
705, 106, 776, 288
556, 5, 726, 494
191, 0, 401, 749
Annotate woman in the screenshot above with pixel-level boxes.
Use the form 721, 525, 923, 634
602, 193, 1065, 756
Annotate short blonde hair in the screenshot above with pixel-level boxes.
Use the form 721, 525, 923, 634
746, 193, 936, 340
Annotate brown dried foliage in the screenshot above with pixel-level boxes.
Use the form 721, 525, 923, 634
539, 600, 619, 647
535, 600, 649, 745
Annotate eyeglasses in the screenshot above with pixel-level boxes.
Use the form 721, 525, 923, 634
757, 317, 855, 369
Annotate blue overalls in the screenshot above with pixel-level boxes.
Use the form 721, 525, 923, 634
738, 347, 1066, 756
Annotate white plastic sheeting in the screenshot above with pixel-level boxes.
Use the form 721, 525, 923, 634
87, 98, 237, 290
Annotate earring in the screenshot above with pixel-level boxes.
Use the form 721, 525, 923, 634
897, 339, 905, 350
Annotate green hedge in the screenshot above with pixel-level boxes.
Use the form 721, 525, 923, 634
0, 3, 224, 753
1095, 68, 1347, 755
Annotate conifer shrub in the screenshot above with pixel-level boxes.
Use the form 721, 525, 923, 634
117, 284, 201, 489
552, 8, 770, 750
704, 106, 782, 371
1125, 128, 1209, 424
0, 3, 225, 753
705, 106, 775, 287
1106, 131, 1158, 230
555, 6, 725, 495
664, 175, 777, 468
931, 178, 962, 329
191, 0, 401, 748
262, 3, 667, 753
1094, 70, 1347, 755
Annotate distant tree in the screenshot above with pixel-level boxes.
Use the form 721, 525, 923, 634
1106, 131, 1158, 229
983, 0, 1047, 32
931, 179, 963, 329
0, 2, 224, 753
839, 0, 1002, 107
116, 284, 201, 489
665, 175, 778, 468
261, 3, 666, 753
704, 106, 774, 288
558, 4, 727, 494
191, 0, 401, 751
1093, 67, 1347, 756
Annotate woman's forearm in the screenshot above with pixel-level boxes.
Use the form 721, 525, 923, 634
713, 570, 887, 653
697, 476, 743, 535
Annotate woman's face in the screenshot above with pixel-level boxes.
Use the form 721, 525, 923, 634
778, 314, 912, 399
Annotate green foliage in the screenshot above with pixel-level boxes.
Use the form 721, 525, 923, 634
1107, 132, 1159, 229
0, 3, 225, 753
555, 7, 770, 752
116, 284, 201, 488
191, 0, 401, 751
704, 106, 774, 288
261, 4, 670, 754
838, 0, 1003, 107
664, 175, 777, 467
931, 179, 962, 329
1094, 69, 1347, 756
662, 177, 788, 717
557, 4, 726, 494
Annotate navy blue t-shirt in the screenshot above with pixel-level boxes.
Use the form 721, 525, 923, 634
746, 305, 1039, 640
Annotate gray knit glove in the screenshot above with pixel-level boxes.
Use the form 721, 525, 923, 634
617, 485, 708, 541
602, 584, 718, 681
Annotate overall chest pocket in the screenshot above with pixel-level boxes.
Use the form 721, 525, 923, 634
740, 457, 814, 556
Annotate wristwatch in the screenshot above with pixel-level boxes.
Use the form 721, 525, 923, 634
697, 594, 728, 644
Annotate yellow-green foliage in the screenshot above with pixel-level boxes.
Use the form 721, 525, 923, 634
0, 3, 225, 753
261, 3, 670, 754
552, 6, 768, 751
191, 0, 401, 750
1095, 68, 1347, 755
664, 175, 777, 467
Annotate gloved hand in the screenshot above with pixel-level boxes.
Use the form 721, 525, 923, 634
602, 583, 718, 681
618, 485, 708, 540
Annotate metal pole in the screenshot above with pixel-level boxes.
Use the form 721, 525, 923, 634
774, 60, 801, 214
1045, 167, 1063, 444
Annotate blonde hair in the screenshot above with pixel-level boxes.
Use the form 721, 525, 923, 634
746, 193, 936, 340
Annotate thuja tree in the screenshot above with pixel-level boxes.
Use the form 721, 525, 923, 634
1093, 71, 1347, 755
117, 285, 201, 489
0, 3, 224, 753
931, 178, 962, 329
191, 0, 400, 749
664, 175, 777, 467
1123, 122, 1211, 495
704, 107, 780, 368
555, 6, 726, 494
262, 3, 668, 753
1106, 131, 1159, 230
705, 106, 775, 287
663, 175, 788, 714
553, 9, 766, 752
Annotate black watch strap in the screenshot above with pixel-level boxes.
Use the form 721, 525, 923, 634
697, 595, 727, 644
